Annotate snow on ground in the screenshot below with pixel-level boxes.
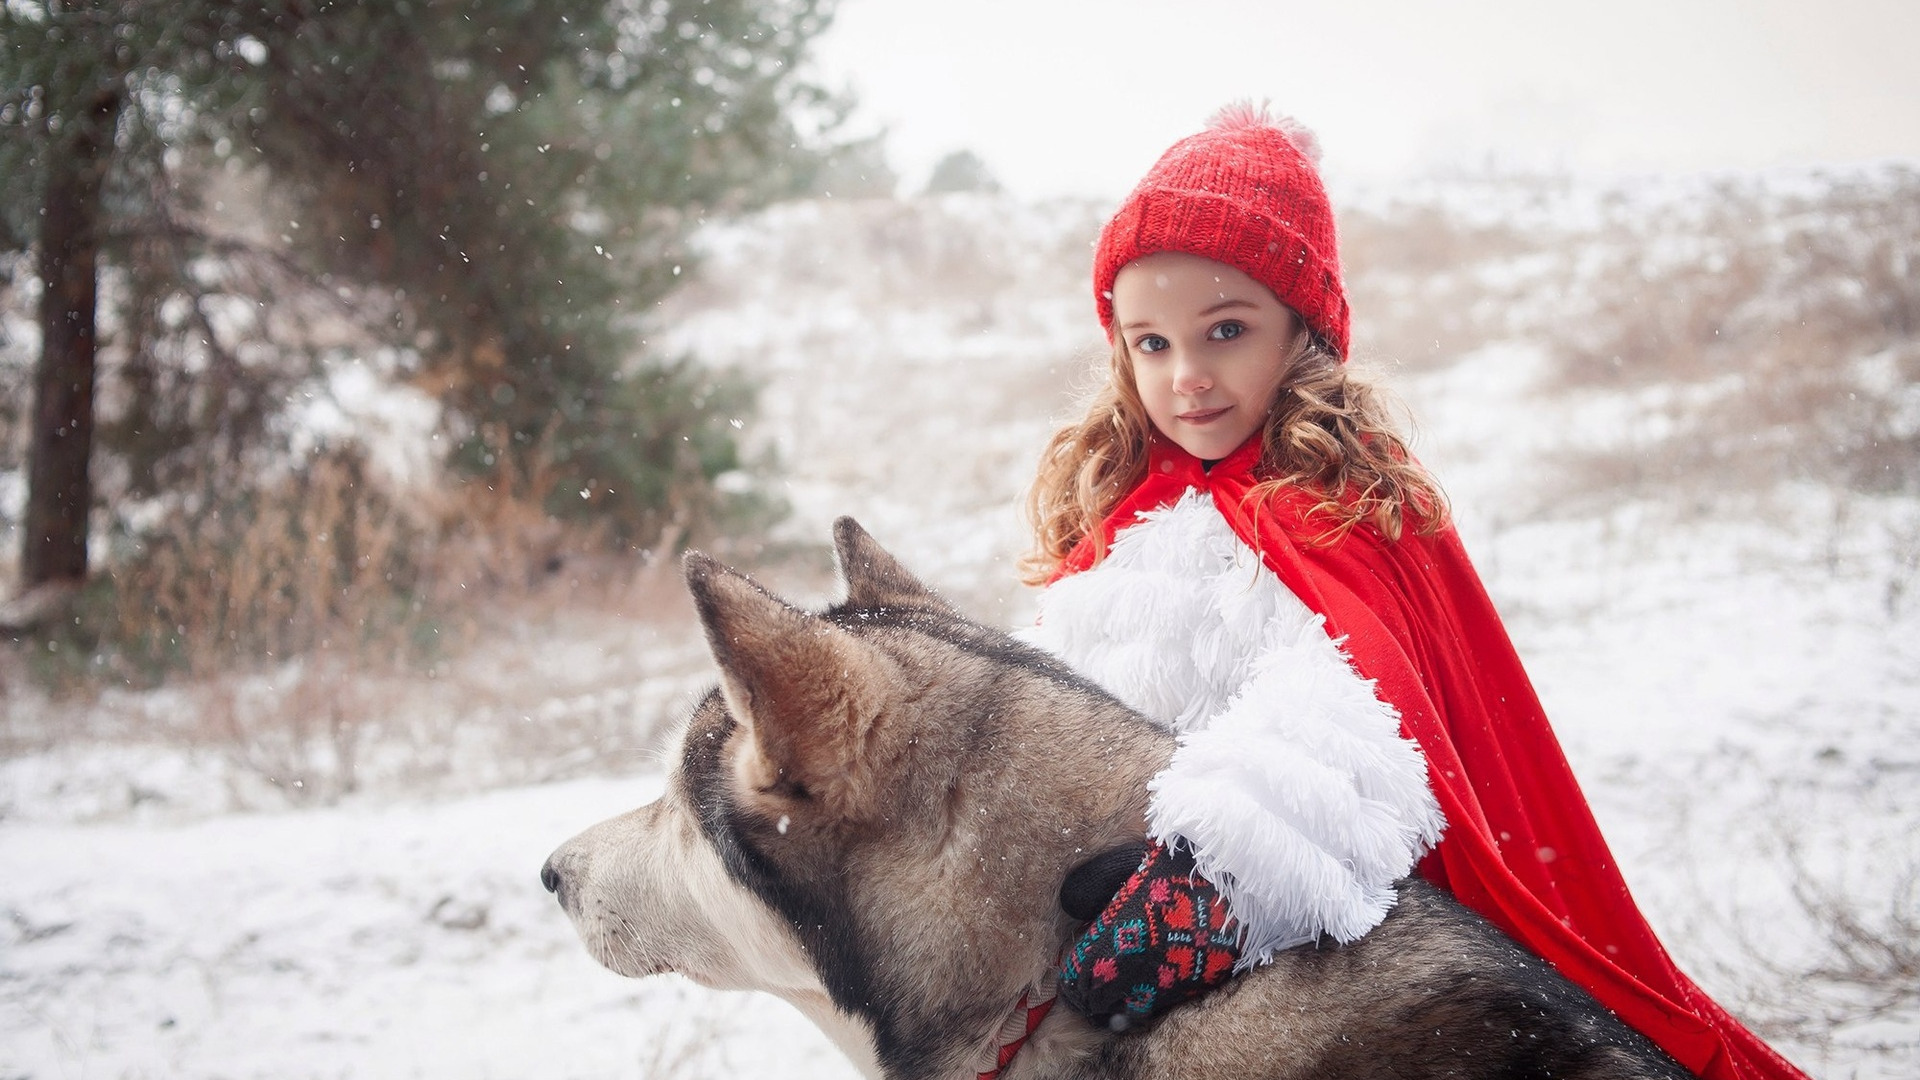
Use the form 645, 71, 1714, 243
1401, 339, 1920, 1078
2, 777, 857, 1080
650, 194, 1108, 620
5, 174, 1919, 1078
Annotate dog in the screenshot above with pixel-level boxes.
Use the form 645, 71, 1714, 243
542, 518, 1693, 1080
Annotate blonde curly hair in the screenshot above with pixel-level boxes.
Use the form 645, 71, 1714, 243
1019, 329, 1449, 586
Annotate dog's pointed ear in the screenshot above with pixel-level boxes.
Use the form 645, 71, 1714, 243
685, 550, 890, 814
833, 516, 954, 615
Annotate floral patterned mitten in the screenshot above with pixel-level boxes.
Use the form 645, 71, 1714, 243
1056, 841, 1241, 1030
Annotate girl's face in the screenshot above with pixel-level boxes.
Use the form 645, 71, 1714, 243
1112, 252, 1298, 462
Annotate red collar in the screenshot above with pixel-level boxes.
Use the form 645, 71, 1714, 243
1143, 431, 1265, 490
976, 989, 1055, 1079
1055, 433, 1273, 582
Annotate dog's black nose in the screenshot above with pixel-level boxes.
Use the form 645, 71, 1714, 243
540, 860, 562, 896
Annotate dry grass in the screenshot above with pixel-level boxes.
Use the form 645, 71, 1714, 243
1789, 859, 1920, 1020
0, 444, 710, 803
1721, 833, 1920, 1067
1341, 199, 1542, 370
1536, 168, 1920, 505
109, 449, 426, 678
189, 656, 376, 803
634, 1005, 736, 1079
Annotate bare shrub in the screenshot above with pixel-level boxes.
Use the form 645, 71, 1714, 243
110, 447, 428, 677
1539, 167, 1920, 504
193, 657, 374, 804
1886, 514, 1920, 617
635, 1001, 735, 1079
76, 447, 429, 798
1788, 855, 1920, 1019
6, 422, 708, 802
426, 451, 596, 601
1729, 837, 1920, 1066
1342, 200, 1548, 370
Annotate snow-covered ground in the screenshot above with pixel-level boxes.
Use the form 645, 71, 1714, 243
5, 174, 1918, 1079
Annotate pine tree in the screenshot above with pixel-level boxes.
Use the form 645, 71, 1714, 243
1, 0, 843, 594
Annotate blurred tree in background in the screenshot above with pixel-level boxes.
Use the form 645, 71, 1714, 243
922, 148, 1000, 196
1, 0, 844, 602
810, 132, 897, 197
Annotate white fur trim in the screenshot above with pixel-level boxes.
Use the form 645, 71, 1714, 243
1022, 491, 1444, 966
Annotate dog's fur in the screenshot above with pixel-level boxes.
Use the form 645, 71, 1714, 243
543, 518, 1693, 1080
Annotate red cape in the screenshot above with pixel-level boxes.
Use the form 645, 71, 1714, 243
1055, 435, 1806, 1080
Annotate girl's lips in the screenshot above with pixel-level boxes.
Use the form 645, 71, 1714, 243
1178, 407, 1229, 424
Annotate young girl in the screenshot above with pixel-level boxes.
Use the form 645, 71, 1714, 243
1015, 105, 1807, 1080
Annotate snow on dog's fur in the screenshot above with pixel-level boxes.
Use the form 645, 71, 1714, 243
542, 518, 1693, 1080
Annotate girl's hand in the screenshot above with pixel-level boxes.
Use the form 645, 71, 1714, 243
1056, 841, 1241, 1030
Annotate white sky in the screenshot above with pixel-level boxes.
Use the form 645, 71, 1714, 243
812, 0, 1920, 199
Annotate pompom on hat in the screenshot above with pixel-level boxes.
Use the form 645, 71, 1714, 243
1094, 103, 1350, 359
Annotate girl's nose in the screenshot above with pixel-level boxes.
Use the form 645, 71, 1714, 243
1171, 353, 1212, 395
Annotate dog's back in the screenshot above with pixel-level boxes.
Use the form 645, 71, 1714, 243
1053, 879, 1691, 1079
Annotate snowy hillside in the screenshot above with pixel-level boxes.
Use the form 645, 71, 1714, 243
4, 169, 1918, 1079
651, 193, 1110, 616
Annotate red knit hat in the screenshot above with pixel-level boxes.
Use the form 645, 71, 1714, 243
1094, 104, 1350, 359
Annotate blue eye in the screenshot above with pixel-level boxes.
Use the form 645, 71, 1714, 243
1210, 321, 1246, 341
1134, 334, 1169, 354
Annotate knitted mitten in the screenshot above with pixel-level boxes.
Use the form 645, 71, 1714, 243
1056, 841, 1241, 1030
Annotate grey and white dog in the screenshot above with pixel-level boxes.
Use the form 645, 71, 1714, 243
542, 518, 1693, 1080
